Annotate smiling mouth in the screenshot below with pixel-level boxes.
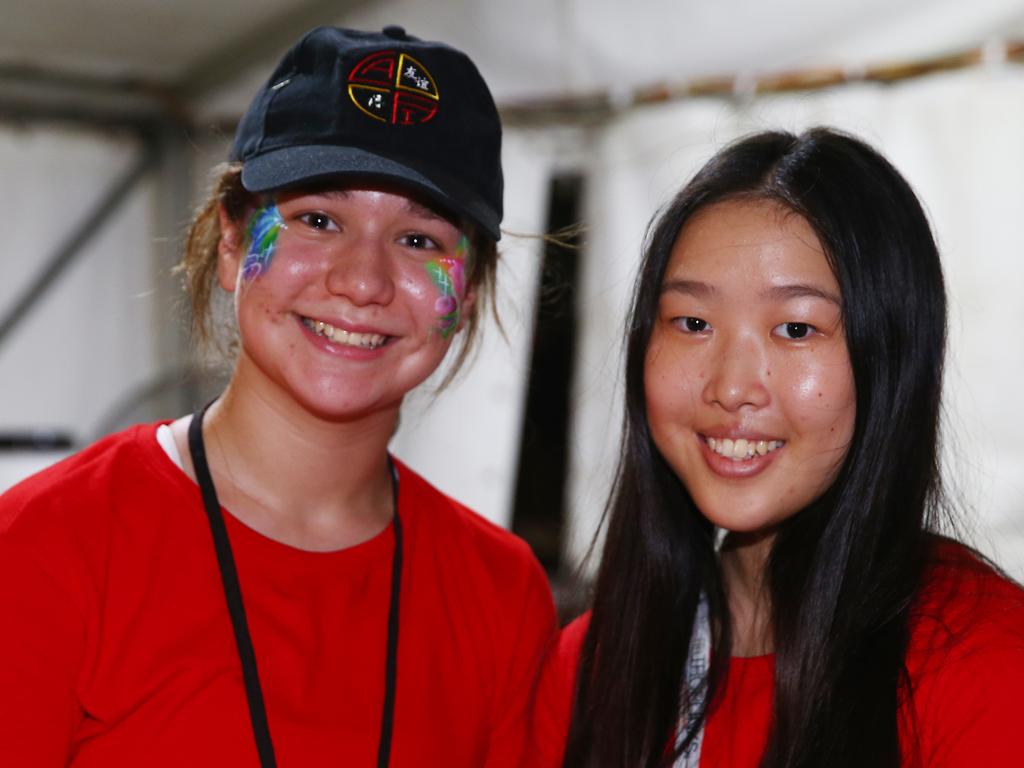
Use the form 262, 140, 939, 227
704, 436, 785, 461
301, 317, 390, 350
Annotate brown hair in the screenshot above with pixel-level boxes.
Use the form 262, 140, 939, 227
176, 164, 499, 381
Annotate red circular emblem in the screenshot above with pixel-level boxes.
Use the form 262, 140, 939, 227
347, 50, 440, 125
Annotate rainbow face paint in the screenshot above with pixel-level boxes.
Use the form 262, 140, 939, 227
424, 235, 470, 339
241, 204, 285, 281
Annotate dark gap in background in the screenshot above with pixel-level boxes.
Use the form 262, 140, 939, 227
511, 173, 584, 579
0, 431, 73, 451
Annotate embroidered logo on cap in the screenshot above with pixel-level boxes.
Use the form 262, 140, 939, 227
347, 51, 439, 125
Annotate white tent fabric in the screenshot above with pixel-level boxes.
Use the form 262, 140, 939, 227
0, 128, 159, 436
340, 0, 1024, 102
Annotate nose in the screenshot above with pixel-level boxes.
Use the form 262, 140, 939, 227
702, 332, 770, 412
324, 236, 395, 307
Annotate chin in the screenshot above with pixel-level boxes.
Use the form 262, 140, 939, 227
311, 395, 401, 424
278, 379, 395, 423
697, 500, 796, 537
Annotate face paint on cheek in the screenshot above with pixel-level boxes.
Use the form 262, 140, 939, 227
241, 204, 285, 281
424, 234, 470, 339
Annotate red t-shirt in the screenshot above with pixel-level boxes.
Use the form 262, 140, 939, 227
0, 423, 556, 767
529, 546, 1024, 766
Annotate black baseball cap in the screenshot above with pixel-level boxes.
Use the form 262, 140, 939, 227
231, 25, 503, 240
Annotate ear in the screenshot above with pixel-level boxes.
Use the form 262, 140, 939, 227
217, 204, 247, 293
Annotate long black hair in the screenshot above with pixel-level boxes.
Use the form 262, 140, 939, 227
563, 127, 948, 767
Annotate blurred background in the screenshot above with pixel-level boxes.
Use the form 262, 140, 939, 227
3, 0, 1024, 597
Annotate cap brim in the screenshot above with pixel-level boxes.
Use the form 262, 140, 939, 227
240, 145, 501, 241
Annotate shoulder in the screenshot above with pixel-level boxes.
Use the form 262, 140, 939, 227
0, 423, 179, 629
394, 458, 544, 579
0, 423, 168, 535
393, 457, 555, 645
0, 422, 186, 584
558, 612, 591, 663
527, 612, 591, 767
904, 540, 1024, 764
546, 612, 590, 695
393, 459, 558, 744
909, 539, 1024, 659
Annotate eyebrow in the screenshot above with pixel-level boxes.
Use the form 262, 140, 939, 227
402, 198, 448, 223
660, 279, 717, 298
764, 284, 841, 305
661, 279, 840, 305
314, 190, 449, 224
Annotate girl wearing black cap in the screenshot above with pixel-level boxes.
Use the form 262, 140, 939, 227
0, 26, 554, 767
530, 128, 1024, 767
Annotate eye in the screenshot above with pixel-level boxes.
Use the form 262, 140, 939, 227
675, 316, 711, 333
399, 232, 440, 251
774, 322, 815, 339
296, 212, 339, 231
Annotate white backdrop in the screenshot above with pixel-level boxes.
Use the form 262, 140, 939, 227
0, 127, 161, 487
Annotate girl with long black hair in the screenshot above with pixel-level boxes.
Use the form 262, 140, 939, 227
531, 127, 1024, 767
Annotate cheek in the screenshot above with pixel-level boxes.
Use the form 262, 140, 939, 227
643, 340, 669, 414
240, 206, 285, 281
397, 268, 436, 308
781, 354, 856, 448
423, 254, 468, 338
234, 284, 286, 331
396, 268, 456, 344
234, 252, 325, 328
643, 338, 699, 432
236, 234, 327, 296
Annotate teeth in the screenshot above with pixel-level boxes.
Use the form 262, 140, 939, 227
303, 317, 386, 350
706, 436, 783, 461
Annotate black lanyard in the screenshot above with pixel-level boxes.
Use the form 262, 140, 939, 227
188, 402, 403, 767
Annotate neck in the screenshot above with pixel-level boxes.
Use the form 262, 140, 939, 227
720, 529, 775, 656
174, 366, 399, 552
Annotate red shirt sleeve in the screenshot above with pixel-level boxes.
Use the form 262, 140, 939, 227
915, 641, 1024, 765
523, 612, 589, 767
904, 548, 1024, 766
0, 488, 90, 766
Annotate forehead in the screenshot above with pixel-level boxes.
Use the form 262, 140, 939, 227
665, 199, 837, 294
274, 181, 463, 229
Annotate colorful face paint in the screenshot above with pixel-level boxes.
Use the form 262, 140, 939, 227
241, 204, 285, 281
425, 234, 470, 339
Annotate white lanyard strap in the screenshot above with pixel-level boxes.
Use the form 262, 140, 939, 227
675, 594, 710, 768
